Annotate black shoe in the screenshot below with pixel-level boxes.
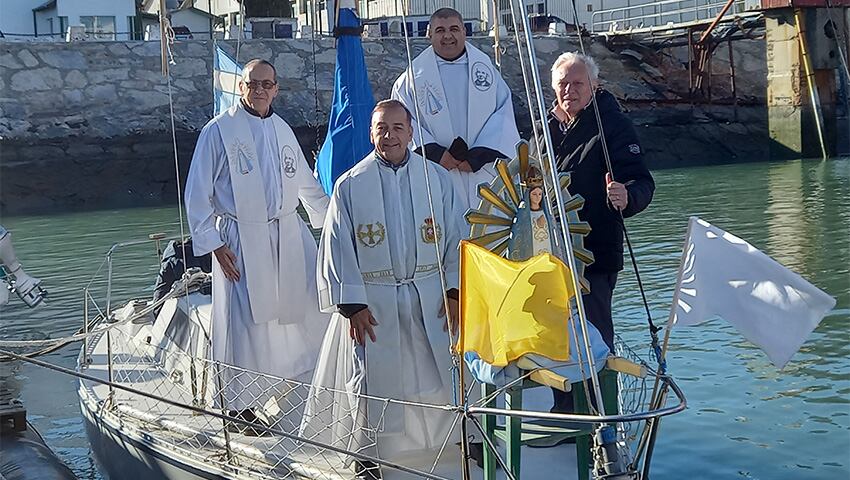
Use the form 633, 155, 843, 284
468, 442, 500, 470
354, 460, 381, 479
468, 441, 485, 468
226, 409, 273, 437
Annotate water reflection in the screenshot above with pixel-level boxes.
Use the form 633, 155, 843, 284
616, 159, 849, 479
766, 161, 810, 274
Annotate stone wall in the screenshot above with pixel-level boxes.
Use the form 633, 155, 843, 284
0, 36, 768, 215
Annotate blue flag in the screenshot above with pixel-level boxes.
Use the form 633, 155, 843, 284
213, 46, 242, 116
315, 8, 376, 195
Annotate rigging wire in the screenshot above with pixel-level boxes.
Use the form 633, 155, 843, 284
156, 5, 192, 316
395, 5, 471, 478
565, 0, 663, 362
503, 1, 596, 412
310, 7, 323, 155
396, 2, 461, 397
507, 0, 609, 414
553, 0, 671, 471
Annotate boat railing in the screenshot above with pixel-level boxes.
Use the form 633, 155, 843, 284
76, 236, 685, 478
81, 322, 684, 478
79, 235, 180, 360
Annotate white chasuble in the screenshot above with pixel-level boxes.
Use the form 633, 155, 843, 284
391, 43, 521, 217
185, 103, 330, 410
301, 152, 462, 465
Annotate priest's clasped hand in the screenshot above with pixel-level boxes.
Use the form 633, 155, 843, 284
214, 245, 240, 282
439, 150, 460, 171
439, 298, 460, 336
349, 308, 379, 345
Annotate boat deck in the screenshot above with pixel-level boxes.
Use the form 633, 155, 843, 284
80, 319, 582, 480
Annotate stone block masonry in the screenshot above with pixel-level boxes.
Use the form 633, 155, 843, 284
0, 37, 768, 215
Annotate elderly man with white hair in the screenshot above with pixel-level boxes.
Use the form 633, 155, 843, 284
547, 52, 655, 412
185, 59, 330, 434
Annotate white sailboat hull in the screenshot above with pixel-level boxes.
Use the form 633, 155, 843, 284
80, 388, 225, 480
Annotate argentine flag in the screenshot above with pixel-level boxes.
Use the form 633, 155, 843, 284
213, 46, 242, 116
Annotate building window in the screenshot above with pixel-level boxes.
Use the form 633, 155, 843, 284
80, 16, 116, 40
59, 16, 68, 36
586, 4, 593, 11
47, 17, 54, 35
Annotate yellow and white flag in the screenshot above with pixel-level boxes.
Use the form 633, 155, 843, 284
673, 217, 836, 368
459, 241, 575, 367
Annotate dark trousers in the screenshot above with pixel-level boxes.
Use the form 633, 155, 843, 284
552, 270, 618, 413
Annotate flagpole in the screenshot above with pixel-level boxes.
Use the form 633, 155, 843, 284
457, 242, 471, 480
632, 216, 695, 471
660, 216, 697, 364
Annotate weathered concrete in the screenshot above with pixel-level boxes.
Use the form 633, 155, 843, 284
0, 37, 769, 215
765, 8, 844, 159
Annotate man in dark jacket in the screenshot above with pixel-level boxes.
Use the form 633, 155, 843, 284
548, 52, 655, 355
152, 238, 212, 311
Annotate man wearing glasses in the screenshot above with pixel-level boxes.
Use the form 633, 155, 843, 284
185, 59, 330, 434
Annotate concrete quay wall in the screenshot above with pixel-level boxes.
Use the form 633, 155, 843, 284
0, 37, 767, 214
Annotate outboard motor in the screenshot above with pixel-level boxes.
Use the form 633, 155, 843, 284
0, 226, 47, 308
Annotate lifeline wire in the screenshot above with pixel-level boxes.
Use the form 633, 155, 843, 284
0, 348, 456, 480
395, 7, 472, 478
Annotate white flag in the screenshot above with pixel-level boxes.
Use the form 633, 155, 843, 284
672, 217, 836, 369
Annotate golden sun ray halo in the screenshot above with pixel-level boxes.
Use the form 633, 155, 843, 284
464, 140, 595, 294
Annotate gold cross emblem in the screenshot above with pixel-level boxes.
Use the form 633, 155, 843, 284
357, 222, 386, 248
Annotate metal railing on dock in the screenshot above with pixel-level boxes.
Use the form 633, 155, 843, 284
591, 0, 761, 33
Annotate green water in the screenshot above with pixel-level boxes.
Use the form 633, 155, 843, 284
1, 158, 848, 479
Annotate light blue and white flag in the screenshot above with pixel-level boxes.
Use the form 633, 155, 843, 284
213, 46, 242, 116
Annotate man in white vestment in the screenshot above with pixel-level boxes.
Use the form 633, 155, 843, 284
185, 59, 330, 433
300, 100, 462, 477
391, 8, 521, 221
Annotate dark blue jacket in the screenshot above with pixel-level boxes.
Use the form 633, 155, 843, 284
548, 89, 655, 273
152, 238, 212, 305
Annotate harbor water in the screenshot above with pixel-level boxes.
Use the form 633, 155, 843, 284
1, 158, 848, 479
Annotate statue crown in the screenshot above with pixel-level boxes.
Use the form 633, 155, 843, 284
525, 166, 544, 188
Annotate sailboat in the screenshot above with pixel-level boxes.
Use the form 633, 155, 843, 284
59, 0, 724, 475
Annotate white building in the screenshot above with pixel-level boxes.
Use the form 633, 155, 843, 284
0, 0, 138, 41
141, 0, 224, 39
203, 0, 245, 36
292, 0, 760, 35
291, 0, 487, 35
